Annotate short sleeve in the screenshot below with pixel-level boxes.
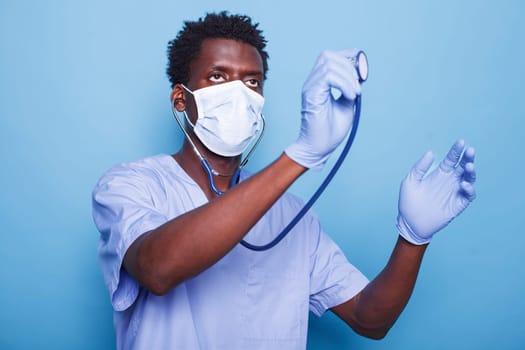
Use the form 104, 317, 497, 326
92, 164, 168, 311
309, 226, 369, 317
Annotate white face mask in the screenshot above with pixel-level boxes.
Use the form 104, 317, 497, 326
182, 80, 264, 157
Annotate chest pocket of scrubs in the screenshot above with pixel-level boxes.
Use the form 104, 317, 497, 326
241, 266, 305, 340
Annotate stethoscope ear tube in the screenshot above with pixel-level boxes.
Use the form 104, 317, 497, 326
171, 102, 265, 197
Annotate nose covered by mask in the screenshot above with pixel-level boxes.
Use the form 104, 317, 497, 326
182, 80, 264, 157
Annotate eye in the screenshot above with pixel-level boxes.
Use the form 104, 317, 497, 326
208, 73, 226, 83
244, 79, 261, 88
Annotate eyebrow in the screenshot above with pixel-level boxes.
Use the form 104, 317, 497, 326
245, 70, 264, 77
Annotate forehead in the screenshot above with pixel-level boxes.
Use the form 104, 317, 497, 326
189, 38, 263, 77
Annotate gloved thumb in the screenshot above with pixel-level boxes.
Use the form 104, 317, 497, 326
410, 151, 434, 181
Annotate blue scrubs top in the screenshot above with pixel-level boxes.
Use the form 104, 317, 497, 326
92, 154, 368, 350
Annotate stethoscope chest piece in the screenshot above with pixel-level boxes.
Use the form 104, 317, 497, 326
355, 50, 368, 82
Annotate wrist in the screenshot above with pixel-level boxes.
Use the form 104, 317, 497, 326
396, 215, 432, 246
284, 143, 329, 171
279, 152, 309, 174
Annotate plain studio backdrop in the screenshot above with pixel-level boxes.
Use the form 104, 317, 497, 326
1, 1, 524, 349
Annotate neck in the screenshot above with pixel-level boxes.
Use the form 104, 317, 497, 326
174, 141, 241, 199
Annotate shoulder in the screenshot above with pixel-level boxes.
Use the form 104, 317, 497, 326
99, 154, 173, 177
98, 154, 178, 181
93, 154, 179, 195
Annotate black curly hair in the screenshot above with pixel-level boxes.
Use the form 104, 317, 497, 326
166, 11, 269, 88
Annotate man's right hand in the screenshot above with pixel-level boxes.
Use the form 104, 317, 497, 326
285, 49, 362, 170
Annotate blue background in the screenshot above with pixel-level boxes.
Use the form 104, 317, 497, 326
1, 0, 524, 349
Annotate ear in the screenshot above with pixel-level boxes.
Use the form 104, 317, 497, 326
170, 84, 186, 112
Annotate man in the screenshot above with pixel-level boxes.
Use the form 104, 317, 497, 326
92, 11, 477, 350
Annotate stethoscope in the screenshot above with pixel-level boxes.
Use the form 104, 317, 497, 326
171, 51, 369, 252
171, 108, 266, 197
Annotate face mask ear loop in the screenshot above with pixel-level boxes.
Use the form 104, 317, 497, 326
239, 113, 266, 169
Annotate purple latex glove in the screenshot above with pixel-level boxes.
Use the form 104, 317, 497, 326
285, 49, 362, 170
397, 139, 477, 245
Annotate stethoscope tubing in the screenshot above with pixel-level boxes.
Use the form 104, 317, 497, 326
239, 95, 362, 251
172, 50, 366, 251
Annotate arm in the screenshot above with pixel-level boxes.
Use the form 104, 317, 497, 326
124, 153, 306, 295
332, 237, 427, 339
333, 140, 477, 339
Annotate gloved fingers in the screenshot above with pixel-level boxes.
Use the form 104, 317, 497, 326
305, 50, 361, 100
332, 50, 362, 98
321, 50, 361, 99
439, 139, 465, 173
462, 162, 476, 184
454, 145, 475, 178
459, 146, 475, 168
410, 150, 435, 181
460, 180, 477, 202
